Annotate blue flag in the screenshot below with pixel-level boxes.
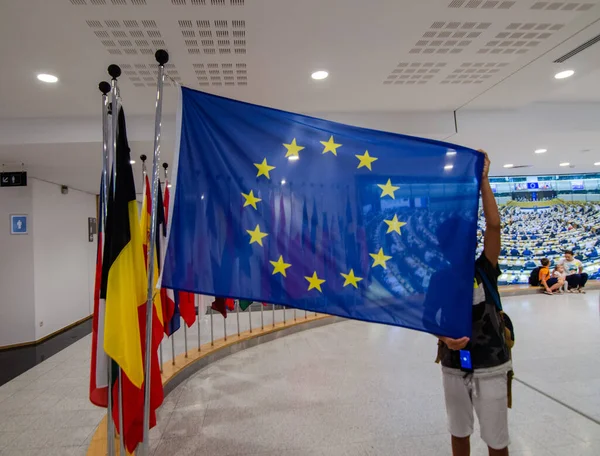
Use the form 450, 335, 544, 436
163, 87, 483, 338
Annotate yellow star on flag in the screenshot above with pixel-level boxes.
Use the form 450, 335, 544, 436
270, 255, 292, 277
283, 138, 305, 159
246, 224, 268, 246
254, 158, 275, 179
320, 136, 342, 156
355, 150, 378, 171
384, 214, 407, 235
241, 190, 262, 210
377, 179, 399, 199
305, 271, 325, 292
340, 269, 363, 288
370, 248, 392, 269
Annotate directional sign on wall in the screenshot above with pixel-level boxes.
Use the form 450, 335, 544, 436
1, 172, 27, 187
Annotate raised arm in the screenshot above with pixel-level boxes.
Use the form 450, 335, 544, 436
480, 150, 501, 267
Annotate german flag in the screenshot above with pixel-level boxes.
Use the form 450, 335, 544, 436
101, 107, 146, 389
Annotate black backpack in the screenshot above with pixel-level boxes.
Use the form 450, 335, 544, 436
528, 267, 541, 286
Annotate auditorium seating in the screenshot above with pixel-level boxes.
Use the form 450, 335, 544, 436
479, 202, 600, 285
365, 201, 599, 295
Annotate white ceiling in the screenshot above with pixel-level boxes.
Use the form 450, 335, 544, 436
1, 0, 600, 193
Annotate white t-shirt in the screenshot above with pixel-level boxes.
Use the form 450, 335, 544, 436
560, 259, 582, 275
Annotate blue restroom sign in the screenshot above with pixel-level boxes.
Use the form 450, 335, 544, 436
10, 215, 28, 235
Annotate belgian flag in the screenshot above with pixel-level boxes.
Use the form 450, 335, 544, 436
101, 107, 146, 389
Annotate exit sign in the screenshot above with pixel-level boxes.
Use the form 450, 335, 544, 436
1, 172, 27, 187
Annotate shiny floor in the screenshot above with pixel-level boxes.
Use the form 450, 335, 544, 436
1, 294, 599, 455
0, 318, 92, 386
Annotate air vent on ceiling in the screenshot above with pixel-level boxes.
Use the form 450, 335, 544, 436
510, 165, 532, 169
448, 0, 516, 9
553, 33, 600, 63
531, 2, 594, 11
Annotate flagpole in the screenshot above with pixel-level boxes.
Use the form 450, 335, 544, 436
210, 305, 214, 346
184, 323, 188, 358
142, 154, 163, 375
305, 309, 308, 320
248, 302, 252, 334
236, 300, 240, 337
196, 295, 201, 351
141, 49, 168, 456
283, 306, 286, 325
171, 335, 175, 366
294, 308, 297, 322
107, 64, 126, 456
260, 303, 264, 330
272, 303, 276, 328
99, 80, 115, 456
223, 312, 227, 341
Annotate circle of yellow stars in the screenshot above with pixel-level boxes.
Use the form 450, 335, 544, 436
240, 135, 405, 293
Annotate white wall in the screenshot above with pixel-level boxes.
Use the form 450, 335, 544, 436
31, 179, 96, 340
0, 186, 35, 346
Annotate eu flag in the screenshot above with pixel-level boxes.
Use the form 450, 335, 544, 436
162, 87, 483, 338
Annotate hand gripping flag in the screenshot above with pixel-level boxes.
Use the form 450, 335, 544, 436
162, 87, 483, 338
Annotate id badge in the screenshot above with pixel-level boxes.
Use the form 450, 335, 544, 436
459, 350, 473, 371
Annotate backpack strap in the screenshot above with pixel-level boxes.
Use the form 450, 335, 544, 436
476, 266, 503, 312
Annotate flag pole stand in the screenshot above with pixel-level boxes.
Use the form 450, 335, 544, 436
294, 309, 297, 322
141, 50, 168, 456
210, 307, 214, 346
99, 80, 115, 456
248, 302, 252, 334
305, 310, 308, 320
108, 64, 126, 456
236, 300, 240, 337
196, 295, 201, 352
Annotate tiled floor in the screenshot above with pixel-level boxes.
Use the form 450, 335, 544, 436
1, 294, 599, 455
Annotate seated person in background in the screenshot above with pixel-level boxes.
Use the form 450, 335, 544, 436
539, 258, 562, 295
551, 264, 568, 293
560, 250, 588, 293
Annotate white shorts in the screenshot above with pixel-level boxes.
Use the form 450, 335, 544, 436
442, 362, 512, 450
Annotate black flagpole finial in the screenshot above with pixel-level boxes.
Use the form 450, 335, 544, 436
140, 154, 147, 163
107, 64, 121, 80
155, 49, 169, 66
98, 81, 111, 95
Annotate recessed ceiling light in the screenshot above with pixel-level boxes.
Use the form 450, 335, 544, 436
503, 164, 514, 168
446, 150, 457, 156
444, 164, 453, 170
167, 184, 172, 188
594, 162, 600, 166
129, 159, 136, 165
534, 149, 547, 154
311, 70, 328, 80
288, 155, 299, 161
201, 194, 205, 200
37, 73, 58, 83
559, 162, 570, 167
281, 179, 286, 185
554, 70, 574, 80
